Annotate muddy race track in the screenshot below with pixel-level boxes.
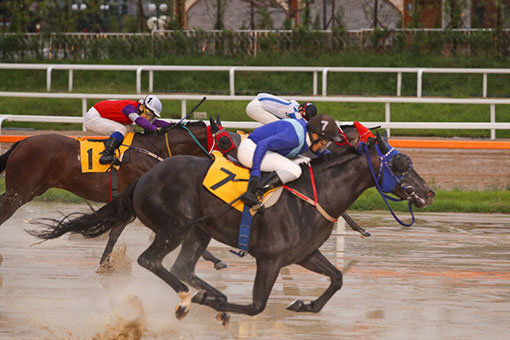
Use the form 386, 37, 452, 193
0, 138, 509, 339
0, 202, 509, 340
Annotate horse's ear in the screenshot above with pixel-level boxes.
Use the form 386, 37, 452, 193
375, 131, 389, 154
209, 117, 219, 133
216, 115, 222, 127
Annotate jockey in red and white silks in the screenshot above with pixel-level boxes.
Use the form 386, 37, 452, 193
84, 95, 170, 164
239, 114, 341, 207
246, 93, 317, 124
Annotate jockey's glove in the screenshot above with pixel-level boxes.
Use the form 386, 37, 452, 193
247, 175, 261, 194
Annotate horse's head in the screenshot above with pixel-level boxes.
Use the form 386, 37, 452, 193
207, 116, 236, 155
373, 132, 435, 208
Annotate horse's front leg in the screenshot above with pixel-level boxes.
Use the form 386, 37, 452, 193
287, 249, 343, 313
193, 258, 280, 316
98, 224, 127, 268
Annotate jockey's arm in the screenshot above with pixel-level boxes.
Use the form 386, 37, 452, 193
153, 119, 171, 127
122, 104, 158, 132
250, 133, 297, 177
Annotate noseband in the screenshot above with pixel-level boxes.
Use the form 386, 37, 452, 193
361, 142, 416, 227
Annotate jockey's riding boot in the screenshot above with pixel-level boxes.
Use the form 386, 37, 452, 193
99, 137, 122, 165
241, 176, 261, 207
256, 172, 283, 197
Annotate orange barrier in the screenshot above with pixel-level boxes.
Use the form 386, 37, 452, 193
0, 135, 509, 149
388, 139, 510, 150
0, 135, 107, 143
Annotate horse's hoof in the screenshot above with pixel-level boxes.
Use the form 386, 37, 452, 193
192, 290, 207, 304
175, 304, 190, 320
216, 312, 230, 328
175, 291, 192, 320
287, 299, 304, 312
214, 262, 227, 270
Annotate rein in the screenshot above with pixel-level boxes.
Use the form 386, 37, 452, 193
361, 143, 415, 227
283, 165, 338, 223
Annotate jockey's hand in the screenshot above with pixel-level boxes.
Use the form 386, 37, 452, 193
155, 127, 166, 135
294, 155, 311, 166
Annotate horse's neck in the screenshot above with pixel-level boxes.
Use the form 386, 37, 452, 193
313, 149, 380, 219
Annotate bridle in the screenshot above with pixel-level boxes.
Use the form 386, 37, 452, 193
361, 141, 416, 227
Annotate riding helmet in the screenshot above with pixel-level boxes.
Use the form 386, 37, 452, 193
140, 95, 163, 117
298, 102, 317, 121
307, 114, 341, 142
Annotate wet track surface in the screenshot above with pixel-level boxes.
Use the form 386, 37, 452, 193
0, 203, 509, 339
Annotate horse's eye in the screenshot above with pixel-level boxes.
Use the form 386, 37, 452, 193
390, 153, 412, 174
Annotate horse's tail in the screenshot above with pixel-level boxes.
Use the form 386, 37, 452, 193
0, 141, 20, 174
28, 179, 139, 240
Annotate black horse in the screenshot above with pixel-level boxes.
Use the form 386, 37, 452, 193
29, 133, 434, 323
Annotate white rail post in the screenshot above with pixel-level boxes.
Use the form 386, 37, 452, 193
483, 73, 487, 98
181, 100, 187, 118
313, 71, 318, 95
68, 69, 73, 92
82, 98, 87, 131
322, 68, 328, 96
46, 66, 54, 92
136, 67, 143, 94
229, 67, 236, 96
385, 102, 391, 137
490, 103, 496, 140
417, 69, 424, 97
397, 72, 402, 96
149, 70, 154, 93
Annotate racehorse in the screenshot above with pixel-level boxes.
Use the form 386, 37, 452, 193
29, 132, 434, 323
0, 121, 229, 268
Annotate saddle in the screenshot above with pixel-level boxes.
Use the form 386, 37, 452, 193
78, 132, 135, 173
202, 151, 282, 213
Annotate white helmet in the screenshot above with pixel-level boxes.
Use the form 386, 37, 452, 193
139, 95, 162, 117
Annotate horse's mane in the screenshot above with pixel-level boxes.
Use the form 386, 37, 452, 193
169, 120, 207, 129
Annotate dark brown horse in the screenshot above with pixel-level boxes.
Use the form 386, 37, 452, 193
29, 133, 434, 323
0, 121, 229, 268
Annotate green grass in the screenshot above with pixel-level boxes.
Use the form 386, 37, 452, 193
351, 188, 510, 213
1, 51, 510, 138
0, 179, 508, 213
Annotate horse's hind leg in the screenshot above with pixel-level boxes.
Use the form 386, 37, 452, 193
202, 249, 227, 270
287, 249, 343, 313
0, 191, 32, 226
193, 258, 280, 316
137, 233, 192, 320
170, 226, 227, 301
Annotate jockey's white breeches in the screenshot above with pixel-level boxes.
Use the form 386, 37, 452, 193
83, 107, 134, 136
246, 98, 280, 125
237, 138, 302, 183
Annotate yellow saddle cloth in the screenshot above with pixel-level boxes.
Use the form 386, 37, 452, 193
203, 151, 250, 213
79, 132, 135, 173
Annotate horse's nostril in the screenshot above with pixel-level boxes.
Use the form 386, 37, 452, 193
428, 190, 435, 198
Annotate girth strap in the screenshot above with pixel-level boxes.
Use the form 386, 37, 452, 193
283, 165, 338, 223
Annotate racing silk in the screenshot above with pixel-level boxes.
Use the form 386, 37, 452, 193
93, 99, 169, 131
256, 93, 304, 120
248, 118, 313, 177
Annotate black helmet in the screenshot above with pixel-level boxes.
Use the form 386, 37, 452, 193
307, 115, 341, 142
298, 102, 317, 121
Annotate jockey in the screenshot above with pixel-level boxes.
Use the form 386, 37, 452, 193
83, 95, 171, 164
238, 114, 341, 207
246, 92, 317, 124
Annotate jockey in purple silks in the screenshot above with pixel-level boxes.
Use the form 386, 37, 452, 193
84, 95, 171, 164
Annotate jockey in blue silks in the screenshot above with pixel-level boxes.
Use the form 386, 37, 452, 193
238, 114, 341, 207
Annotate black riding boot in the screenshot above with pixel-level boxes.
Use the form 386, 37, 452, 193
99, 137, 122, 165
257, 171, 284, 196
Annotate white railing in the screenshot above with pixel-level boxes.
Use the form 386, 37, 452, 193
3, 63, 510, 97
1, 92, 510, 139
